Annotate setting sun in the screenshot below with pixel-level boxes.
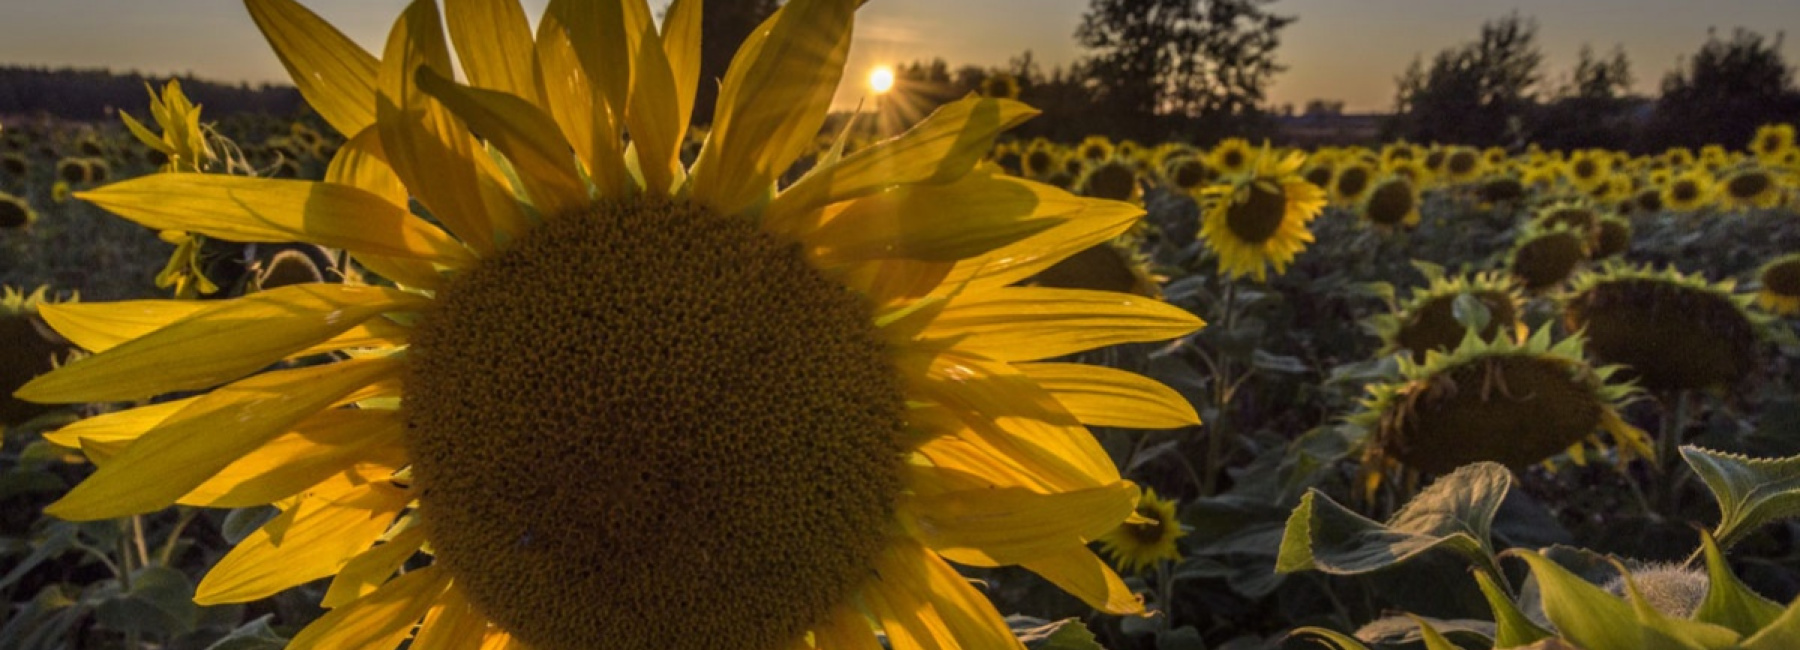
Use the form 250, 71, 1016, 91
869, 66, 895, 93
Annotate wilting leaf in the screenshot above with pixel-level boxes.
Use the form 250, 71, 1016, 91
1681, 446, 1800, 551
1277, 462, 1510, 576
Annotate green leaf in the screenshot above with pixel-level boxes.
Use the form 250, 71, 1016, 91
1681, 446, 1800, 550
203, 614, 289, 650
1510, 549, 1725, 650
1409, 614, 1473, 650
1741, 597, 1800, 650
1251, 350, 1309, 374
1157, 626, 1206, 650
1451, 291, 1492, 333
1017, 618, 1104, 650
1288, 626, 1372, 650
1693, 529, 1784, 636
1356, 615, 1493, 647
93, 565, 199, 637
1472, 567, 1552, 647
1276, 462, 1510, 575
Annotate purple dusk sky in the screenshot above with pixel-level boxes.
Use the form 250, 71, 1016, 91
1, 0, 1795, 113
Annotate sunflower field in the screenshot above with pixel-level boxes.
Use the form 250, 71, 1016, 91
4, 1, 1800, 650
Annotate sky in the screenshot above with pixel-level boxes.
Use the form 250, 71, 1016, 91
1, 0, 1796, 113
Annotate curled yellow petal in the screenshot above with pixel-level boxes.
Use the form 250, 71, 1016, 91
1015, 362, 1201, 429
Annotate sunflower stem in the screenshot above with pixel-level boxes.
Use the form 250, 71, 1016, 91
1658, 390, 1692, 514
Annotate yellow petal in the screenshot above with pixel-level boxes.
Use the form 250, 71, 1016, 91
804, 173, 1062, 268
19, 284, 426, 403
377, 0, 529, 256
196, 480, 408, 604
181, 408, 407, 507
767, 97, 1038, 235
535, 1, 629, 197
867, 539, 1025, 650
119, 111, 175, 155
412, 583, 491, 650
324, 523, 427, 608
937, 198, 1143, 296
35, 299, 208, 353
1020, 546, 1146, 615
75, 175, 474, 266
926, 287, 1202, 361
625, 18, 681, 195
443, 0, 538, 100
415, 67, 588, 218
42, 397, 198, 449
324, 127, 445, 290
913, 351, 1120, 490
813, 604, 882, 650
903, 481, 1139, 566
288, 565, 450, 650
689, 0, 854, 216
660, 0, 702, 131
1015, 362, 1200, 429
915, 436, 1057, 494
245, 0, 379, 137
44, 358, 401, 520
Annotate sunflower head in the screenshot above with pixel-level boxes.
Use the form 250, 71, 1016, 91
1369, 270, 1525, 363
1563, 263, 1765, 392
1632, 186, 1664, 214
1332, 159, 1376, 205
1359, 173, 1421, 228
25, 1, 1204, 648
1197, 148, 1327, 282
1720, 166, 1783, 209
1022, 142, 1061, 180
1097, 487, 1184, 575
1751, 123, 1796, 161
1476, 175, 1527, 205
1755, 253, 1800, 316
83, 158, 111, 184
1077, 134, 1115, 163
0, 152, 26, 177
1210, 137, 1255, 177
1593, 215, 1632, 259
1075, 156, 1143, 203
54, 156, 89, 184
1566, 150, 1611, 190
1509, 223, 1591, 293
1301, 159, 1335, 190
1161, 153, 1215, 193
1031, 237, 1163, 298
0, 191, 37, 230
1354, 326, 1647, 489
1443, 146, 1484, 182
1, 285, 76, 430
1662, 170, 1716, 211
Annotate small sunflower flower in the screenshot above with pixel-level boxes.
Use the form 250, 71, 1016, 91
1197, 147, 1327, 282
1097, 488, 1185, 575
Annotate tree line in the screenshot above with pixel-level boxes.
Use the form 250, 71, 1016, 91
0, 66, 307, 122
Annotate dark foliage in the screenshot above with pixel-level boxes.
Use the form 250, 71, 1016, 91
1643, 28, 1800, 151
0, 66, 305, 124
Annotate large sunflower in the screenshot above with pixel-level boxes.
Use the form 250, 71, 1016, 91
1197, 148, 1327, 282
18, 1, 1207, 648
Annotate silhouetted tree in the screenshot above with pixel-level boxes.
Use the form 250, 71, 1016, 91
692, 0, 781, 127
1644, 28, 1799, 150
0, 66, 306, 125
1074, 0, 1293, 142
1389, 13, 1543, 147
1530, 44, 1643, 151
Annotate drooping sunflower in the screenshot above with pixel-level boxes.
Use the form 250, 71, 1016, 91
1508, 223, 1590, 293
1197, 148, 1327, 282
1661, 169, 1715, 212
1474, 174, 1528, 206
1358, 172, 1421, 229
1353, 327, 1650, 494
1209, 137, 1256, 177
1593, 215, 1632, 259
1719, 166, 1783, 209
54, 156, 89, 184
1563, 263, 1765, 392
1756, 253, 1800, 317
1367, 270, 1525, 363
1030, 237, 1164, 299
0, 152, 27, 177
1159, 153, 1214, 194
0, 190, 37, 230
1096, 487, 1184, 575
1074, 156, 1143, 204
20, 1, 1208, 649
1, 286, 76, 432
